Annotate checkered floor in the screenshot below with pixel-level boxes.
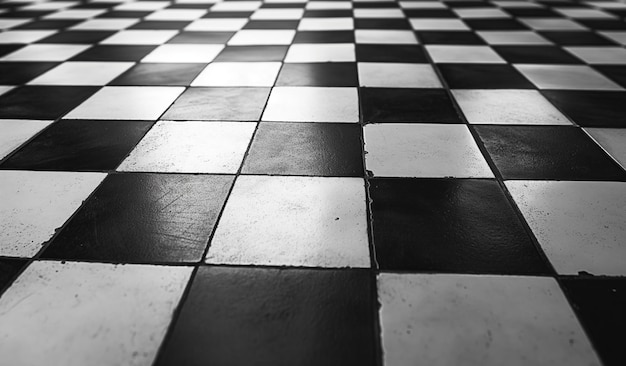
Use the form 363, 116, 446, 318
0, 0, 625, 365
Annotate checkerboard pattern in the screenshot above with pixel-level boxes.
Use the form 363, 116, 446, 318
0, 0, 625, 365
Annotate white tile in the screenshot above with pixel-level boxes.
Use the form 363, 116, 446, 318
410, 18, 469, 31
251, 9, 304, 20
400, 1, 447, 8
44, 9, 106, 19
262, 87, 359, 123
0, 86, 13, 95
118, 121, 255, 174
0, 119, 52, 160
306, 1, 352, 10
566, 47, 626, 64
0, 44, 90, 61
520, 18, 587, 31
556, 7, 615, 18
0, 171, 105, 257
65, 86, 184, 120
507, 181, 626, 276
358, 63, 442, 88
0, 261, 192, 366
515, 64, 622, 90
185, 18, 249, 31
29, 61, 134, 85
227, 30, 295, 45
477, 31, 551, 45
364, 124, 493, 178
0, 30, 56, 44
378, 273, 601, 366
206, 176, 370, 268
100, 30, 178, 45
284, 43, 355, 62
454, 8, 510, 18
355, 30, 418, 44
354, 9, 404, 18
492, 1, 543, 8
70, 18, 139, 30
141, 44, 224, 63
298, 17, 354, 30
600, 31, 626, 45
0, 19, 33, 30
191, 62, 281, 86
584, 128, 626, 170
210, 1, 262, 11
114, 1, 169, 10
585, 1, 626, 9
452, 89, 571, 125
426, 45, 506, 63
20, 1, 77, 10
145, 9, 208, 20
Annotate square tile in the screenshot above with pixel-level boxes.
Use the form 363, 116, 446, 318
185, 18, 249, 31
210, 1, 262, 12
378, 273, 600, 366
364, 123, 493, 178
521, 18, 587, 31
1, 44, 90, 61
70, 45, 157, 62
477, 30, 551, 45
191, 61, 281, 86
167, 31, 234, 44
242, 122, 364, 176
214, 45, 288, 61
0, 119, 51, 160
298, 17, 354, 30
418, 31, 485, 45
541, 91, 626, 127
354, 9, 404, 18
601, 31, 626, 46
360, 88, 462, 123
454, 7, 510, 18
410, 18, 469, 31
541, 31, 613, 46
356, 44, 427, 62
0, 261, 192, 366
596, 65, 626, 88
493, 45, 582, 64
44, 9, 107, 19
284, 43, 355, 62
110, 63, 206, 86
358, 63, 442, 88
251, 8, 304, 20
145, 9, 207, 21
0, 30, 57, 43
42, 174, 233, 263
426, 45, 506, 63
163, 87, 270, 121
275, 62, 358, 86
566, 47, 626, 65
293, 30, 354, 43
452, 89, 571, 124
28, 61, 133, 85
118, 121, 255, 174
2, 119, 153, 171
70, 18, 139, 30
155, 267, 376, 366
206, 175, 370, 267
65, 86, 184, 120
262, 86, 359, 123
585, 128, 626, 170
354, 29, 417, 44
141, 44, 223, 63
515, 64, 623, 90
227, 29, 295, 45
0, 171, 105, 257
507, 181, 626, 276
37, 30, 116, 44
100, 30, 178, 45
0, 258, 27, 290
0, 86, 97, 119
555, 7, 615, 19
370, 178, 548, 273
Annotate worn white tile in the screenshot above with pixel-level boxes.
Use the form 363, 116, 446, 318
284, 43, 355, 62
0, 171, 105, 257
141, 44, 224, 63
206, 176, 370, 268
191, 62, 281, 87
0, 119, 52, 160
477, 31, 551, 45
566, 47, 626, 65
100, 30, 179, 45
410, 18, 469, 31
556, 7, 615, 18
298, 17, 354, 30
185, 18, 249, 31
145, 9, 207, 20
584, 128, 626, 169
520, 18, 587, 31
364, 124, 493, 178
118, 121, 255, 174
354, 9, 404, 18
70, 18, 139, 30
358, 63, 442, 88
29, 61, 134, 85
506, 181, 626, 276
600, 31, 626, 45
515, 64, 623, 90
426, 45, 506, 63
355, 30, 418, 44
228, 30, 295, 45
251, 9, 304, 20
0, 44, 90, 61
378, 273, 601, 366
262, 87, 359, 123
454, 8, 510, 18
0, 30, 56, 44
65, 86, 184, 120
44, 9, 106, 19
452, 89, 571, 125
0, 261, 192, 366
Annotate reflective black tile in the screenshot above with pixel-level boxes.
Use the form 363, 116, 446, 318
167, 31, 233, 43
475, 125, 626, 180
361, 88, 462, 123
0, 86, 98, 120
37, 30, 115, 44
0, 62, 59, 85
155, 266, 376, 366
293, 30, 354, 43
540, 31, 615, 46
276, 63, 357, 86
494, 45, 582, 64
356, 44, 427, 63
243, 122, 364, 177
71, 45, 157, 61
0, 258, 27, 292
541, 91, 626, 127
42, 173, 234, 263
243, 20, 299, 29
303, 10, 353, 17
354, 19, 410, 29
214, 45, 287, 61
97, 10, 152, 18
418, 31, 486, 45
110, 63, 206, 86
129, 21, 191, 30
1, 120, 153, 171
404, 9, 457, 17
370, 178, 549, 274
202, 11, 254, 18
437, 64, 534, 89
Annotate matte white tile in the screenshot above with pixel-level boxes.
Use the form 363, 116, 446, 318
284, 43, 355, 62
515, 64, 623, 90
0, 119, 52, 160
191, 62, 281, 86
364, 124, 493, 178
566, 47, 626, 64
100, 30, 179, 45
185, 18, 248, 31
556, 7, 615, 18
70, 18, 139, 30
298, 17, 354, 30
477, 31, 551, 45
358, 63, 442, 88
0, 261, 192, 366
114, 1, 169, 10
118, 121, 254, 174
206, 176, 370, 268
452, 89, 571, 125
520, 18, 587, 31
354, 9, 404, 18
426, 45, 506, 63
65, 86, 184, 120
141, 44, 224, 63
600, 31, 626, 45
227, 30, 295, 45
355, 30, 418, 44
145, 9, 207, 20
29, 61, 134, 85
0, 30, 56, 44
507, 181, 626, 276
454, 8, 510, 18
378, 273, 601, 366
251, 9, 304, 20
0, 44, 90, 61
0, 171, 105, 257
43, 9, 106, 19
210, 1, 262, 11
584, 128, 626, 169
410, 18, 469, 30
262, 87, 359, 123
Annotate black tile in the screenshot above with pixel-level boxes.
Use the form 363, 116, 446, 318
1, 120, 153, 171
0, 86, 98, 120
97, 10, 153, 18
578, 19, 626, 30
261, 2, 305, 8
561, 278, 626, 366
437, 64, 534, 89
42, 173, 233, 263
214, 45, 287, 61
71, 45, 157, 61
494, 45, 582, 64
361, 88, 462, 123
276, 63, 358, 87
163, 87, 270, 121
243, 20, 299, 29
541, 91, 626, 128
110, 63, 206, 86
418, 31, 486, 45
0, 11, 52, 18
369, 178, 549, 274
356, 44, 427, 62
303, 10, 353, 17
446, 1, 490, 8
167, 31, 233, 43
354, 19, 411, 29
475, 125, 626, 180
243, 122, 364, 177
15, 19, 81, 29
155, 266, 376, 366
0, 62, 59, 85
36, 30, 115, 44
503, 8, 558, 17
0, 44, 22, 58
129, 21, 191, 30
403, 9, 457, 18
595, 66, 626, 88
0, 258, 27, 292
203, 11, 254, 18
464, 19, 528, 30
540, 31, 615, 46
293, 30, 354, 43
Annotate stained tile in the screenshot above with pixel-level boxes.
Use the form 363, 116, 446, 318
110, 63, 206, 86
358, 62, 442, 88
541, 90, 626, 127
284, 43, 355, 62
515, 64, 622, 90
263, 86, 358, 123
0, 86, 97, 119
191, 61, 281, 86
42, 173, 233, 263
585, 128, 626, 169
28, 61, 133, 85
0, 119, 52, 160
275, 62, 357, 86
360, 88, 462, 123
206, 175, 370, 267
